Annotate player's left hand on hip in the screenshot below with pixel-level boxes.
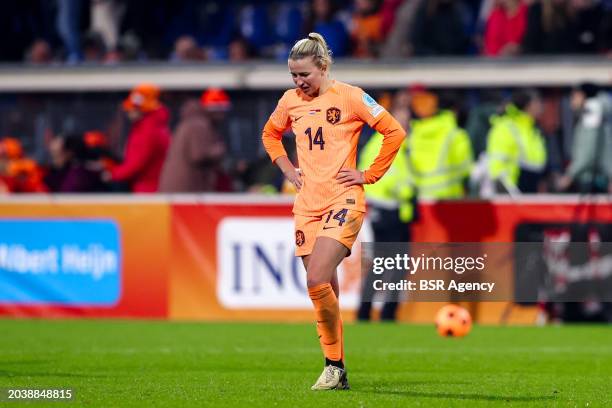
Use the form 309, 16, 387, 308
336, 168, 364, 186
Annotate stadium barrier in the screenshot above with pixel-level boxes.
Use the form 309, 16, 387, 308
0, 57, 610, 92
0, 194, 610, 324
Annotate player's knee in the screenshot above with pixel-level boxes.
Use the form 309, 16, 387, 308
307, 276, 329, 288
306, 263, 330, 288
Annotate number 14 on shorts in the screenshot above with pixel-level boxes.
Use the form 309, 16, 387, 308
323, 208, 348, 229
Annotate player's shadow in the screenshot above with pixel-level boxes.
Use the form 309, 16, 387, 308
360, 388, 556, 402
381, 379, 471, 387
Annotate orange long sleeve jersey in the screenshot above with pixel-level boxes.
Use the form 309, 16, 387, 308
262, 80, 406, 216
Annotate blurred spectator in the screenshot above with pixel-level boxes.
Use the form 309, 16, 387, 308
83, 130, 120, 174
411, 0, 470, 56
159, 89, 233, 193
44, 133, 105, 192
472, 0, 496, 51
465, 89, 505, 158
234, 155, 284, 193
238, 132, 300, 194
171, 35, 206, 62
25, 39, 54, 64
112, 31, 144, 62
83, 31, 107, 63
523, 0, 568, 54
486, 89, 547, 194
304, 0, 350, 58
565, 0, 603, 54
0, 137, 47, 193
483, 0, 527, 57
228, 35, 254, 62
380, 0, 404, 38
106, 83, 170, 192
200, 88, 232, 126
237, 3, 273, 57
57, 0, 84, 63
557, 83, 612, 193
477, 0, 497, 28
0, 138, 23, 192
538, 89, 565, 191
391, 87, 412, 114
602, 0, 612, 54
3, 0, 612, 63
271, 1, 304, 59
90, 0, 125, 54
408, 90, 473, 199
0, 4, 29, 62
523, 0, 603, 54
409, 84, 439, 119
380, 0, 424, 58
0, 137, 24, 162
351, 0, 384, 58
120, 1, 176, 60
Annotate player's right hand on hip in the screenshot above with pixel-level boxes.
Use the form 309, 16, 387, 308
284, 167, 303, 191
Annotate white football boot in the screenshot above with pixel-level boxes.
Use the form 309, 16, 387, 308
310, 365, 350, 390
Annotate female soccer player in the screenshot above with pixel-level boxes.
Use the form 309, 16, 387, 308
262, 32, 406, 390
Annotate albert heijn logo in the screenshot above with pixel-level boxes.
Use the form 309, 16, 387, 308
326, 107, 341, 124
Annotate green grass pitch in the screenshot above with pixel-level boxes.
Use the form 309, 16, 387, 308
1, 319, 611, 407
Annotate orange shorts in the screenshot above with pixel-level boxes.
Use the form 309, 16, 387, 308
294, 207, 365, 257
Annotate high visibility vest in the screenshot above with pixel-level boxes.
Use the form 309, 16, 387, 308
408, 111, 473, 199
486, 105, 547, 188
359, 132, 414, 222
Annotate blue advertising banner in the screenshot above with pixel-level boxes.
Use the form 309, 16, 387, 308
0, 220, 121, 305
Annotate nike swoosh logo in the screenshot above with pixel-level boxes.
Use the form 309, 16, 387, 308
323, 226, 337, 230
293, 115, 303, 122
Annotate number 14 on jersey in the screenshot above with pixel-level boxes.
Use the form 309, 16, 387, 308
305, 127, 325, 150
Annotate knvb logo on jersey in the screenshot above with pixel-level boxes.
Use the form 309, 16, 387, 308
295, 230, 305, 247
326, 107, 341, 124
0, 219, 122, 305
216, 217, 368, 309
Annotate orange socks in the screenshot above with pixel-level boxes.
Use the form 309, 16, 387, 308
308, 283, 342, 362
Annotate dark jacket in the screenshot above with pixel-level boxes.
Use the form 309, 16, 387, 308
411, 1, 469, 56
45, 164, 105, 192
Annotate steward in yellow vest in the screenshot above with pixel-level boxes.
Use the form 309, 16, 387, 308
486, 90, 547, 193
408, 110, 473, 199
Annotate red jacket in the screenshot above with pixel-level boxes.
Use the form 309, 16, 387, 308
484, 3, 527, 56
111, 107, 171, 192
